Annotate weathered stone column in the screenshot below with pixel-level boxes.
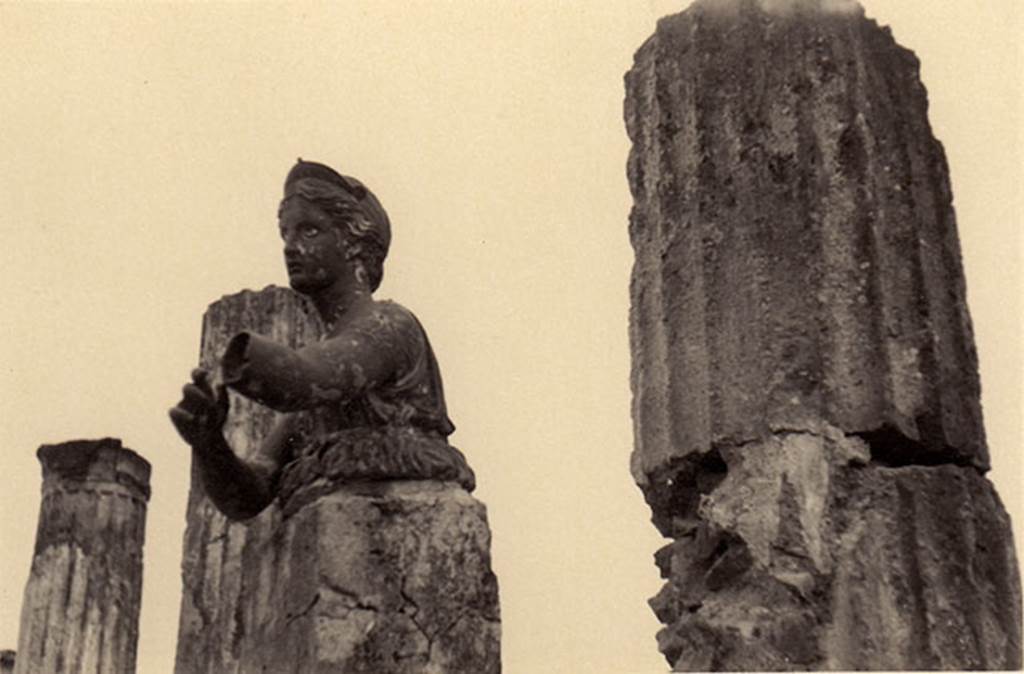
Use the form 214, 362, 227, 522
175, 286, 500, 673
15, 438, 151, 674
174, 287, 320, 674
625, 0, 1021, 669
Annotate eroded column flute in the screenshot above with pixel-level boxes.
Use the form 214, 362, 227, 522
15, 439, 151, 674
625, 0, 1021, 669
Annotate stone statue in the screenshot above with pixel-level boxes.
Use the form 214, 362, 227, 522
169, 160, 474, 520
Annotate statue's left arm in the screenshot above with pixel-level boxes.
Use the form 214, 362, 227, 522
220, 302, 422, 413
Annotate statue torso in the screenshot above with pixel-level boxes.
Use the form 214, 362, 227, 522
277, 299, 474, 510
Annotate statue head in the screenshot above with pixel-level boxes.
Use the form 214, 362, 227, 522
279, 159, 391, 293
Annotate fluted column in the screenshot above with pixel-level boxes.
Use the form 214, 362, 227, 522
625, 0, 1020, 669
15, 438, 151, 674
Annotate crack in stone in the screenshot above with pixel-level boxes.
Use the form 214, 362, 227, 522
205, 532, 229, 546
848, 425, 982, 472
399, 576, 433, 652
710, 426, 980, 475
285, 593, 320, 626
319, 577, 380, 613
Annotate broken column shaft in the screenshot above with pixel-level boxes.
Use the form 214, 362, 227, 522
15, 438, 151, 674
174, 287, 321, 674
625, 0, 1021, 669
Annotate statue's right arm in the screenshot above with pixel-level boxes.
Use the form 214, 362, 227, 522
169, 368, 290, 520
216, 302, 422, 414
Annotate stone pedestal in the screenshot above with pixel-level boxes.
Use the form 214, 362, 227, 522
175, 287, 500, 673
239, 481, 499, 673
625, 0, 1021, 669
15, 438, 151, 674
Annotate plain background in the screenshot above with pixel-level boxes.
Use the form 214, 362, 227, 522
1, 2, 1019, 672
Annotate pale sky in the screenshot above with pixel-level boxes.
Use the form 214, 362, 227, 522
1, 2, 1020, 673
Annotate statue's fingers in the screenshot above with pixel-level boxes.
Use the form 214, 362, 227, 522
169, 407, 197, 437
181, 383, 213, 412
191, 368, 214, 397
169, 406, 194, 424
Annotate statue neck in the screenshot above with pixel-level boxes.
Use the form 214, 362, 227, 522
309, 279, 371, 331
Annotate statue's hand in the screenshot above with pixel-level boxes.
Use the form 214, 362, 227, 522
169, 368, 229, 448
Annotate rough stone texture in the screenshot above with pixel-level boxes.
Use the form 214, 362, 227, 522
649, 429, 1020, 670
175, 286, 500, 673
626, 0, 987, 491
15, 438, 151, 674
237, 481, 499, 673
175, 286, 322, 673
625, 0, 1021, 669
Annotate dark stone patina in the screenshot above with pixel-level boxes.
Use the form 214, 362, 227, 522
170, 160, 473, 520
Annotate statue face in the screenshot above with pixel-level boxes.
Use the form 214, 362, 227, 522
279, 197, 350, 294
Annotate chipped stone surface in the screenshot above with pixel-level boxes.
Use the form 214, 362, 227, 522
626, 0, 1021, 669
238, 481, 499, 673
175, 286, 500, 672
650, 432, 1020, 670
15, 439, 151, 674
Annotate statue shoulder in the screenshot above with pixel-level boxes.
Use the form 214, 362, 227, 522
366, 299, 424, 332
337, 299, 426, 351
